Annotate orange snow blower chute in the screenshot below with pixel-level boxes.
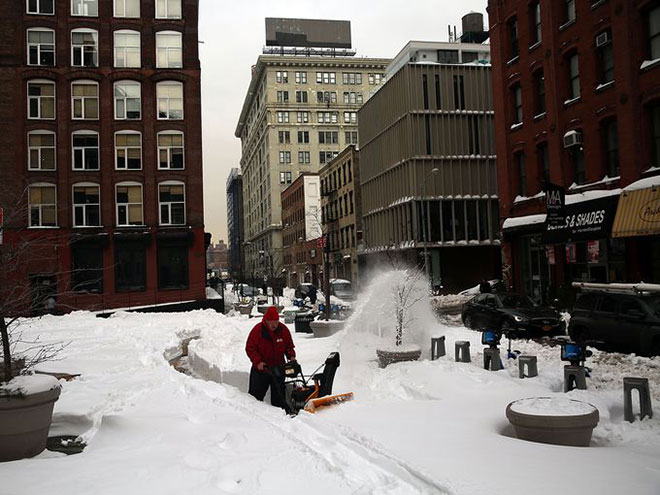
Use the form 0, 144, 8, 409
273, 352, 354, 415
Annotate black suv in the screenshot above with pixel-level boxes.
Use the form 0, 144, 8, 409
569, 290, 660, 356
461, 292, 565, 337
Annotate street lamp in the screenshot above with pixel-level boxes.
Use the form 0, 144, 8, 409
420, 168, 439, 287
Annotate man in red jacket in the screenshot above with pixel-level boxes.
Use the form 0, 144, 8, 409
245, 306, 296, 409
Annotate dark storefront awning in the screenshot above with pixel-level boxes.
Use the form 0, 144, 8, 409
543, 194, 619, 244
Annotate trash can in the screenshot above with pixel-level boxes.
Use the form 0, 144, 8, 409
294, 312, 314, 333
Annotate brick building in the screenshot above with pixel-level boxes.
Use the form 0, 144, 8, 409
0, 0, 206, 314
489, 0, 660, 303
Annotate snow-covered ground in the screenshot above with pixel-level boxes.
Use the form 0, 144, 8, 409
1, 283, 660, 494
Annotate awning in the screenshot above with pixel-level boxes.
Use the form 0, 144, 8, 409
543, 195, 619, 243
612, 186, 660, 237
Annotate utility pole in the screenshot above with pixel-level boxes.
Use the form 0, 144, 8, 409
324, 233, 331, 321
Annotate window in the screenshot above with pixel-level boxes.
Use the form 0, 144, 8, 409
517, 152, 527, 196
71, 29, 98, 67
508, 16, 519, 60
71, 242, 103, 292
342, 92, 363, 104
649, 5, 660, 59
27, 28, 55, 66
73, 184, 100, 227
298, 151, 310, 164
156, 0, 181, 19
318, 131, 338, 144
319, 151, 338, 164
278, 131, 290, 144
537, 142, 550, 187
71, 0, 97, 16
316, 72, 336, 84
512, 83, 522, 124
29, 184, 56, 227
467, 115, 480, 155
368, 73, 383, 85
317, 111, 338, 124
530, 2, 541, 45
596, 30, 614, 84
276, 111, 289, 123
156, 31, 182, 68
114, 30, 140, 67
114, 80, 141, 120
278, 151, 291, 164
571, 142, 586, 184
114, 0, 139, 17
422, 74, 429, 109
115, 240, 146, 291
602, 119, 619, 177
342, 73, 362, 85
295, 90, 307, 103
71, 81, 99, 119
276, 71, 288, 83
115, 132, 142, 170
317, 91, 337, 104
157, 81, 183, 119
345, 131, 358, 145
158, 131, 184, 169
438, 49, 459, 63
534, 71, 546, 115
568, 53, 580, 99
651, 103, 660, 167
28, 131, 56, 170
158, 242, 188, 289
116, 183, 143, 226
159, 182, 185, 225
565, 0, 576, 24
72, 132, 99, 170
453, 75, 465, 110
462, 51, 478, 63
279, 171, 292, 184
27, 80, 55, 119
295, 71, 307, 84
27, 0, 54, 15
297, 130, 309, 143
296, 111, 309, 123
277, 91, 289, 103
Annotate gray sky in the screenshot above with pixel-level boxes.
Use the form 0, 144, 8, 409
198, 0, 489, 243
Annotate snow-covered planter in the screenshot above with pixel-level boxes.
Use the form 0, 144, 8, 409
376, 345, 422, 368
257, 304, 284, 315
0, 374, 61, 461
310, 319, 344, 338
505, 397, 599, 447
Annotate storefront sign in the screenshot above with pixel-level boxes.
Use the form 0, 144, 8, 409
546, 245, 555, 265
566, 243, 576, 264
587, 240, 599, 263
612, 186, 660, 237
545, 183, 565, 228
544, 195, 619, 244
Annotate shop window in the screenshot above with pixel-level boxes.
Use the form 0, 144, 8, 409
71, 244, 103, 292
158, 243, 189, 289
115, 241, 146, 291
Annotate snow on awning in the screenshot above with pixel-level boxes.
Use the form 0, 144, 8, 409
502, 214, 547, 231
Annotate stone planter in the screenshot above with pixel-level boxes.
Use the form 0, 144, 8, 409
0, 375, 62, 462
376, 347, 422, 368
506, 397, 599, 447
310, 320, 344, 338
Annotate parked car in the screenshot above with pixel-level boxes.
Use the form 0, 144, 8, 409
330, 279, 355, 301
568, 289, 660, 356
294, 283, 316, 300
461, 292, 565, 337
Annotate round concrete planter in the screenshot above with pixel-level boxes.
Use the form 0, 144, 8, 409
0, 379, 62, 462
309, 320, 344, 338
506, 397, 599, 447
376, 347, 422, 368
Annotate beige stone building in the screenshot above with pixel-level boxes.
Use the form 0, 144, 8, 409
235, 53, 390, 279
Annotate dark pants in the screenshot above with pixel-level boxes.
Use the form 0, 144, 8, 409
248, 368, 286, 409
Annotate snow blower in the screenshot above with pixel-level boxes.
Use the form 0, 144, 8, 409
272, 352, 354, 415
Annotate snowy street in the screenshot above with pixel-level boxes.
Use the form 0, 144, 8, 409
1, 287, 660, 495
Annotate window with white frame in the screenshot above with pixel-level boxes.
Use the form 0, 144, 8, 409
278, 150, 291, 164
297, 130, 309, 143
115, 183, 143, 226
71, 0, 97, 16
295, 90, 307, 103
114, 0, 139, 17
28, 131, 56, 170
276, 111, 289, 123
27, 80, 55, 119
156, 0, 181, 19
345, 131, 358, 145
319, 151, 338, 164
28, 183, 57, 227
276, 71, 288, 83
72, 81, 99, 119
156, 31, 182, 68
368, 73, 383, 85
73, 184, 100, 227
115, 132, 142, 169
318, 131, 338, 144
158, 182, 185, 225
277, 90, 289, 103
27, 0, 54, 15
298, 151, 310, 164
71, 29, 98, 67
114, 30, 141, 68
316, 72, 336, 84
295, 71, 307, 84
27, 28, 55, 66
317, 111, 338, 124
296, 111, 309, 123
343, 112, 357, 124
316, 91, 337, 104
279, 172, 292, 184
342, 72, 362, 85
278, 131, 290, 144
343, 91, 363, 104
156, 81, 183, 119
157, 131, 184, 169
72, 131, 99, 170
114, 80, 141, 119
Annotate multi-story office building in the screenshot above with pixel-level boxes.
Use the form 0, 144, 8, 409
489, 0, 660, 303
358, 33, 500, 293
281, 173, 322, 287
319, 145, 361, 285
0, 0, 205, 314
235, 18, 389, 279
226, 167, 244, 282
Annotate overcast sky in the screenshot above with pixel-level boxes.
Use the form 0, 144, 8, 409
198, 0, 490, 243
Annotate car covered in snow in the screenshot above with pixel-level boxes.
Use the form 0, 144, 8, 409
461, 292, 565, 337
329, 279, 355, 301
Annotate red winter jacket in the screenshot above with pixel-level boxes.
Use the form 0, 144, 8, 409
245, 318, 296, 369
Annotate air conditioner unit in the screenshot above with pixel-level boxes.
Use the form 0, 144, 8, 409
596, 32, 610, 48
563, 130, 583, 148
